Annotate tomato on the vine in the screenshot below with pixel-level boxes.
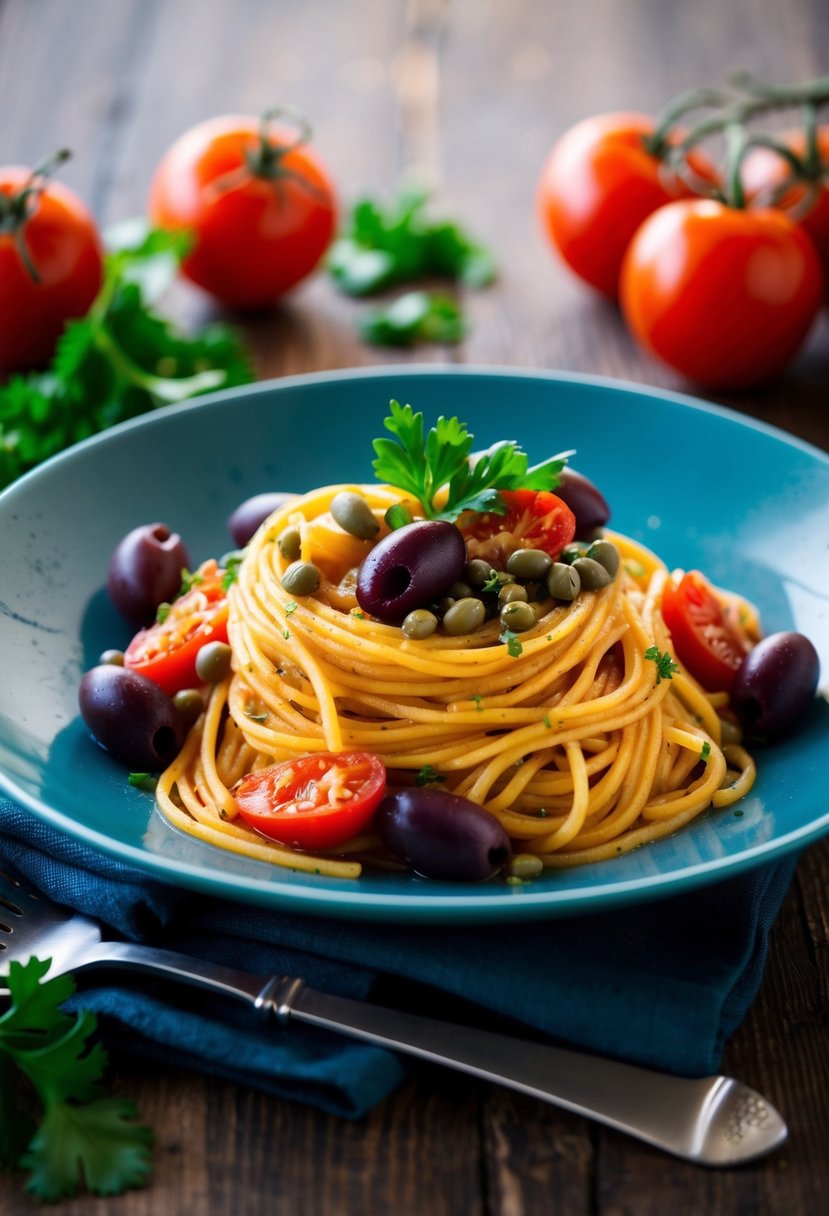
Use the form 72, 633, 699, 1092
124, 559, 229, 696
662, 571, 752, 692
536, 112, 714, 300
742, 127, 829, 286
234, 752, 387, 850
459, 489, 576, 566
620, 198, 824, 389
148, 110, 337, 310
0, 155, 103, 374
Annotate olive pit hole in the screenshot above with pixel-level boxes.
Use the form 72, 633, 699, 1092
385, 565, 413, 598
152, 726, 179, 762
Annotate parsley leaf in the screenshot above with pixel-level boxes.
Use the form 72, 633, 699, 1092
700, 740, 712, 763
328, 187, 496, 296
500, 630, 524, 658
644, 645, 680, 683
0, 957, 153, 1201
359, 291, 465, 347
372, 401, 569, 521
23, 1098, 153, 1203
0, 226, 253, 492
415, 764, 443, 787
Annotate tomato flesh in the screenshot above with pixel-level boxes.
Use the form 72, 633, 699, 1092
661, 571, 751, 692
124, 559, 229, 695
234, 752, 387, 850
459, 489, 576, 566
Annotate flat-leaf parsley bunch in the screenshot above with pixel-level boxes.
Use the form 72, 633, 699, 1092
372, 400, 570, 520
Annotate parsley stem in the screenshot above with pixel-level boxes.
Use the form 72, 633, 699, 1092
91, 323, 225, 402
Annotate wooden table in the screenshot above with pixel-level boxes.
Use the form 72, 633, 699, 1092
2, 0, 828, 1211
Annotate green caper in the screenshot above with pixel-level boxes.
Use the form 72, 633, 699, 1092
586, 539, 620, 577
330, 490, 380, 540
449, 580, 472, 599
547, 562, 581, 602
99, 648, 125, 666
571, 556, 612, 590
560, 542, 586, 565
465, 559, 497, 589
281, 560, 321, 596
443, 597, 486, 636
508, 852, 544, 880
499, 600, 536, 632
401, 608, 439, 640
195, 641, 232, 684
506, 547, 553, 580
173, 688, 204, 725
278, 527, 302, 561
498, 581, 528, 606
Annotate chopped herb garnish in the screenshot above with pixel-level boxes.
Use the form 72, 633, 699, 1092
469, 694, 485, 712
282, 629, 290, 640
644, 645, 680, 684
284, 601, 298, 617
178, 567, 203, 596
155, 602, 170, 624
500, 629, 523, 658
245, 709, 269, 723
481, 569, 501, 594
351, 609, 365, 619
221, 552, 244, 590
415, 764, 443, 787
542, 714, 552, 729
372, 400, 570, 522
128, 772, 157, 791
700, 740, 712, 763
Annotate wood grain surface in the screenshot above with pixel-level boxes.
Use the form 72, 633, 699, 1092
1, 0, 828, 1211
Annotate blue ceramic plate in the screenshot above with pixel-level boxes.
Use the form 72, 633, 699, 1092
1, 367, 827, 923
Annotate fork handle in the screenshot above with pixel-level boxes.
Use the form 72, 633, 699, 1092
270, 978, 786, 1166
83, 943, 785, 1166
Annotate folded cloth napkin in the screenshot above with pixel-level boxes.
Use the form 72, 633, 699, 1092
0, 795, 799, 1119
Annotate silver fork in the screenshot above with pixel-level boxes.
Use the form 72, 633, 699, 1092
0, 865, 786, 1166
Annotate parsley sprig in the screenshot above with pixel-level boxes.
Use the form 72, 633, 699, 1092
0, 225, 253, 492
644, 645, 680, 684
328, 187, 496, 297
0, 956, 152, 1202
372, 401, 569, 521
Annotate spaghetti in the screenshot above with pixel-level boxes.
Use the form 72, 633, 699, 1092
155, 481, 756, 879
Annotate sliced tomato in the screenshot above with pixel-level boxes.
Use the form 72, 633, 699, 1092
661, 570, 752, 693
234, 752, 387, 850
124, 559, 229, 695
458, 490, 576, 566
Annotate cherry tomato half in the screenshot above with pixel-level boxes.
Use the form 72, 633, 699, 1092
124, 560, 229, 696
234, 752, 387, 850
536, 112, 714, 300
0, 161, 103, 373
661, 571, 752, 693
148, 112, 336, 309
742, 127, 829, 289
459, 489, 576, 566
620, 198, 824, 389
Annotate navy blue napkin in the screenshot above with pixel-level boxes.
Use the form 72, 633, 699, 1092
0, 796, 798, 1119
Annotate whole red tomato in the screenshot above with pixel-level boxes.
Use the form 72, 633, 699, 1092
0, 157, 103, 374
536, 112, 713, 300
742, 128, 829, 287
148, 111, 337, 310
620, 199, 824, 389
